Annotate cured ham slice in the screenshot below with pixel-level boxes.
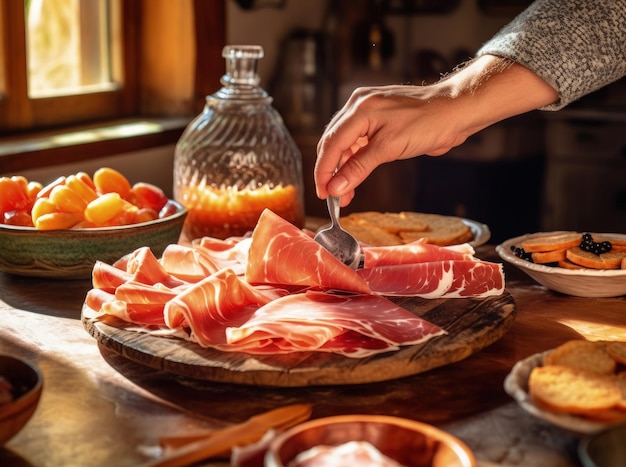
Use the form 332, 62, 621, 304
85, 208, 505, 359
91, 261, 133, 291
85, 282, 177, 326
120, 247, 185, 288
192, 236, 251, 275
357, 260, 504, 298
223, 290, 445, 357
163, 268, 281, 344
246, 210, 371, 294
362, 240, 476, 268
160, 244, 221, 282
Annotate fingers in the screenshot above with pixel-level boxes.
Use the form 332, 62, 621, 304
315, 133, 371, 200
314, 117, 370, 199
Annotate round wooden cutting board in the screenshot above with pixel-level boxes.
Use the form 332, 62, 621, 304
82, 291, 516, 387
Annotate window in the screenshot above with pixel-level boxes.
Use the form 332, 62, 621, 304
0, 0, 225, 172
1, 0, 137, 132
26, 0, 115, 98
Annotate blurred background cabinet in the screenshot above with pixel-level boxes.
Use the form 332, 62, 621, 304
543, 112, 626, 233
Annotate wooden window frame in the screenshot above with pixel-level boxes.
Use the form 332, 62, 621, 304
0, 0, 225, 173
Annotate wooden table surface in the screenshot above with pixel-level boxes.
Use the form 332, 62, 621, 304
1, 244, 625, 467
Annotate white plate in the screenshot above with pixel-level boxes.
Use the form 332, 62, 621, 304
504, 350, 612, 435
496, 232, 626, 298
462, 218, 490, 248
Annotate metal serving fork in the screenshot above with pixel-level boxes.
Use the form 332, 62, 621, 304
314, 195, 362, 269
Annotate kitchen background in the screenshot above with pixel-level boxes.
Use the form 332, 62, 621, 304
11, 0, 626, 243
225, 0, 626, 243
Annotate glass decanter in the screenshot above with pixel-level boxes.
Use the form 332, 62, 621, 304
173, 45, 305, 240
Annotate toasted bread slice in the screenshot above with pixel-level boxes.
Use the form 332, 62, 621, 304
529, 365, 622, 415
565, 247, 626, 270
531, 248, 568, 264
595, 236, 626, 252
557, 258, 584, 269
520, 233, 581, 253
580, 406, 626, 423
544, 340, 616, 375
616, 372, 626, 400
605, 341, 626, 366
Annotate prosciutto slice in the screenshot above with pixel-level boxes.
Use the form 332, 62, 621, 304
246, 210, 371, 294
358, 260, 504, 298
223, 290, 445, 357
86, 208, 505, 358
163, 268, 282, 343
362, 240, 476, 267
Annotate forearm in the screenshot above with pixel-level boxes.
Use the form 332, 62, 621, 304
477, 0, 626, 110
439, 55, 559, 139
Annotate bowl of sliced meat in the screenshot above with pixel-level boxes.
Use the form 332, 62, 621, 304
265, 414, 476, 467
496, 231, 626, 298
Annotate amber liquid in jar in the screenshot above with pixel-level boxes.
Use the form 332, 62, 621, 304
179, 183, 304, 240
174, 45, 305, 240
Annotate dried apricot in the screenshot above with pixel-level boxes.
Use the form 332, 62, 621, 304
130, 182, 168, 211
0, 177, 30, 214
49, 185, 88, 213
35, 212, 83, 230
93, 167, 132, 199
4, 210, 34, 227
84, 192, 125, 225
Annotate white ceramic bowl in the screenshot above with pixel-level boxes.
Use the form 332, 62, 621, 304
496, 232, 626, 298
0, 200, 186, 279
0, 355, 43, 446
265, 414, 475, 467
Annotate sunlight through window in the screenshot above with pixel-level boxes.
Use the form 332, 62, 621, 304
26, 0, 114, 98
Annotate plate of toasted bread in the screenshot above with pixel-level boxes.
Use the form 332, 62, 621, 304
332, 211, 490, 248
504, 339, 626, 435
496, 231, 626, 297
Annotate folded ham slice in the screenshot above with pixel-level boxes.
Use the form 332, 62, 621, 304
224, 290, 445, 358
85, 208, 504, 358
358, 260, 504, 298
246, 209, 371, 294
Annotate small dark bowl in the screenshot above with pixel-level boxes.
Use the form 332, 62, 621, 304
0, 200, 186, 279
579, 422, 626, 467
0, 355, 43, 445
265, 414, 475, 467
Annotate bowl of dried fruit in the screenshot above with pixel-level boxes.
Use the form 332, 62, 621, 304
0, 169, 186, 279
265, 414, 476, 467
0, 355, 43, 446
496, 231, 626, 298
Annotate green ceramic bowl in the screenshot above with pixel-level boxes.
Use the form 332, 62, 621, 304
0, 200, 186, 279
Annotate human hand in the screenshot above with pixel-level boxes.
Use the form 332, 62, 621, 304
314, 83, 471, 204
314, 55, 558, 204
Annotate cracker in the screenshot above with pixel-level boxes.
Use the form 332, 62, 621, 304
346, 211, 428, 233
544, 340, 616, 375
397, 214, 472, 246
339, 211, 474, 247
339, 216, 401, 246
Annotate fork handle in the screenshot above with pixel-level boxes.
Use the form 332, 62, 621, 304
327, 196, 341, 226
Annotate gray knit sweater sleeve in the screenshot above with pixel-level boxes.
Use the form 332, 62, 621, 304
476, 0, 626, 110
